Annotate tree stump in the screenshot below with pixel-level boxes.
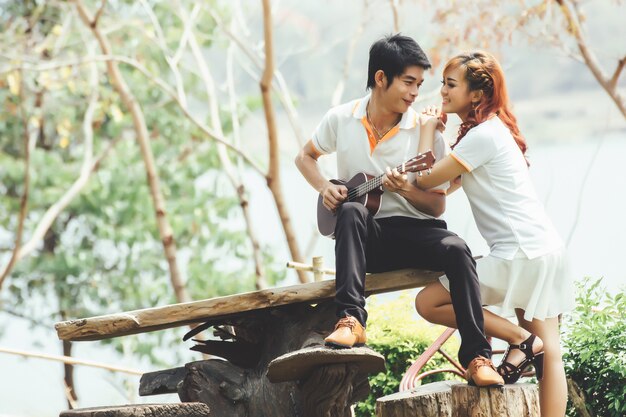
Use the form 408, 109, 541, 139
267, 346, 385, 417
376, 380, 462, 417
162, 300, 378, 417
451, 384, 539, 417
59, 403, 210, 417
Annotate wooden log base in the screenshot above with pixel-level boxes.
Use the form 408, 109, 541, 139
299, 363, 364, 417
266, 345, 385, 383
451, 383, 539, 417
376, 380, 462, 417
59, 403, 210, 417
377, 382, 539, 417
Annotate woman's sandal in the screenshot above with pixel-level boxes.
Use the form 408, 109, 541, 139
497, 334, 544, 384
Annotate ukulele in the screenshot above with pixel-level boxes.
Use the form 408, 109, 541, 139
317, 150, 436, 238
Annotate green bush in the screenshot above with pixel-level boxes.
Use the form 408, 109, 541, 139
355, 292, 462, 417
562, 278, 626, 417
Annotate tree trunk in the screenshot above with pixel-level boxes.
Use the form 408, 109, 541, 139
566, 377, 594, 417
377, 381, 461, 417
63, 340, 78, 408
377, 382, 539, 417
451, 383, 539, 417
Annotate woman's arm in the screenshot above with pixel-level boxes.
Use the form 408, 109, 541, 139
416, 154, 467, 190
446, 176, 462, 195
417, 108, 468, 190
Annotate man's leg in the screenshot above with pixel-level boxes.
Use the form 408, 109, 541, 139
325, 202, 382, 348
333, 202, 381, 327
433, 234, 492, 367
377, 221, 491, 367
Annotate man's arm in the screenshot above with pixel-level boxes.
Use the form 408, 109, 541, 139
295, 140, 347, 211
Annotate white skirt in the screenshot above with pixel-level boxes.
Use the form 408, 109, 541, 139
439, 247, 575, 321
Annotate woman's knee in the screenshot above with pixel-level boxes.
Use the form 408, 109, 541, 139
415, 286, 439, 321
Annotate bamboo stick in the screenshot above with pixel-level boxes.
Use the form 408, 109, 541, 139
0, 346, 144, 375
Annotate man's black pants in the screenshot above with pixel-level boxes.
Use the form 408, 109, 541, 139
334, 202, 491, 367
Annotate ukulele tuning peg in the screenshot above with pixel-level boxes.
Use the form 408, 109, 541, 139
418, 171, 423, 177
427, 168, 432, 175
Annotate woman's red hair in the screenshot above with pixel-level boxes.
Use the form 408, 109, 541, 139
445, 51, 528, 162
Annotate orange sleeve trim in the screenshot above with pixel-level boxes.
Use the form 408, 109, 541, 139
450, 152, 472, 172
309, 140, 323, 159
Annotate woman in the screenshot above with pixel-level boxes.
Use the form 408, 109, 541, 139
413, 51, 574, 416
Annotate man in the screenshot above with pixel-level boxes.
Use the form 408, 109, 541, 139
295, 34, 503, 387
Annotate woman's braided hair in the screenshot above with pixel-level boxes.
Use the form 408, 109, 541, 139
446, 51, 528, 163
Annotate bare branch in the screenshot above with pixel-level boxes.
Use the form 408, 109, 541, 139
609, 56, 626, 91
389, 0, 399, 32
6, 50, 122, 266
209, 8, 306, 146
0, 72, 34, 291
566, 134, 605, 247
0, 54, 266, 176
16, 140, 121, 262
558, 0, 626, 118
331, 0, 370, 107
139, 0, 188, 107
73, 0, 191, 303
260, 0, 308, 283
178, 3, 269, 290
92, 0, 107, 28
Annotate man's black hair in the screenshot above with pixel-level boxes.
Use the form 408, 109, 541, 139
366, 34, 431, 90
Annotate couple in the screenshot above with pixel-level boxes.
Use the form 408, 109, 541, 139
295, 34, 574, 416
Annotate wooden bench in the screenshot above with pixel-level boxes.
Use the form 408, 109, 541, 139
55, 267, 442, 417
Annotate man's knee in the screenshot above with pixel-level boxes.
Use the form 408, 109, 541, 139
441, 236, 472, 261
337, 202, 369, 224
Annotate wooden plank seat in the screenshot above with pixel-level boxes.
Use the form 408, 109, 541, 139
54, 267, 442, 342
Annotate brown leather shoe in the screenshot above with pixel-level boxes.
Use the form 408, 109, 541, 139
324, 316, 367, 348
465, 356, 504, 387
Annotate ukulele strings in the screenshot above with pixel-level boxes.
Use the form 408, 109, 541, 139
346, 161, 410, 201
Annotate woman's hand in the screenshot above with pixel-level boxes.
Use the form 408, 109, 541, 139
383, 167, 410, 194
419, 105, 446, 132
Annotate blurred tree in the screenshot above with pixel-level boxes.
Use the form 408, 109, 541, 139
0, 0, 287, 407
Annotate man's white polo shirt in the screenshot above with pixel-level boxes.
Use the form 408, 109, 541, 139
311, 94, 448, 220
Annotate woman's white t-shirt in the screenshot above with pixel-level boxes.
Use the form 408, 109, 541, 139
450, 116, 563, 260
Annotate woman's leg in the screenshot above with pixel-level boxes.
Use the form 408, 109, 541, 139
515, 310, 567, 417
416, 282, 533, 345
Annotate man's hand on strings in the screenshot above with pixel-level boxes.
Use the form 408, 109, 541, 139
321, 182, 348, 211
